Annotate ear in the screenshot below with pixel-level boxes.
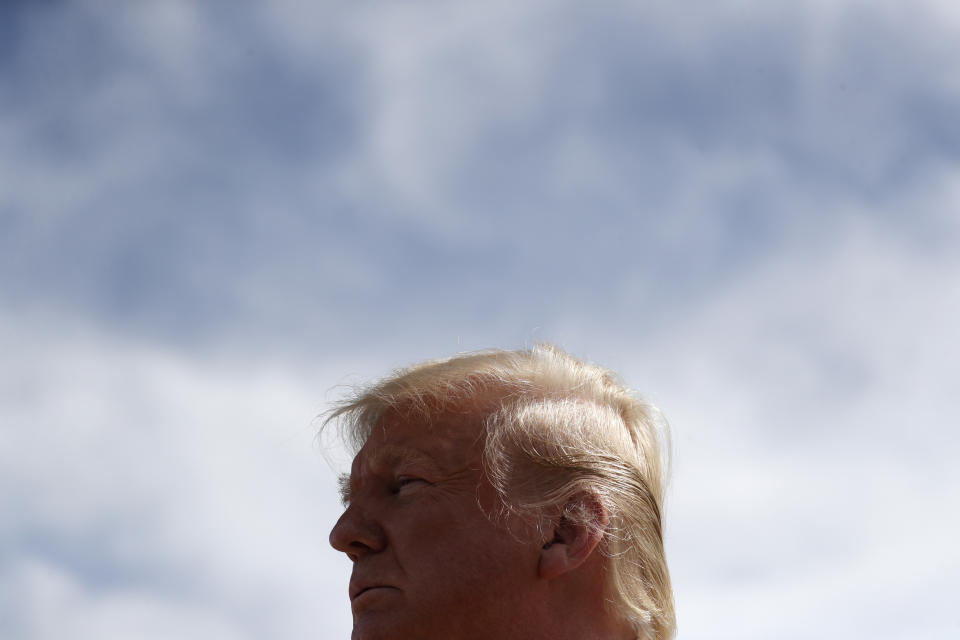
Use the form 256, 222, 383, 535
538, 493, 609, 580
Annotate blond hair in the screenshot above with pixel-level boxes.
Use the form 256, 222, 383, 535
324, 344, 675, 640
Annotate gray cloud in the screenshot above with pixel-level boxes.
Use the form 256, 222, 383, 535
2, 2, 959, 638
3, 0, 959, 358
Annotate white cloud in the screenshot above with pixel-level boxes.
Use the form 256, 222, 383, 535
2, 2, 959, 638
5, 195, 957, 638
0, 316, 354, 639
646, 204, 960, 638
2, 558, 246, 640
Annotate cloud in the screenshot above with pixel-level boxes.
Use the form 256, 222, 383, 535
2, 2, 959, 638
1, 558, 246, 640
642, 216, 960, 638
2, 0, 959, 357
4, 197, 957, 638
0, 315, 354, 638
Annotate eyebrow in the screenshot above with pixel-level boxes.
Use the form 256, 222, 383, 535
338, 445, 441, 506
338, 473, 353, 506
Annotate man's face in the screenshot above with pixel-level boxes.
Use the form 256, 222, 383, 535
329, 409, 542, 640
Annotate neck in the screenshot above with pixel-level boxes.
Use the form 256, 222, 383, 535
534, 563, 636, 640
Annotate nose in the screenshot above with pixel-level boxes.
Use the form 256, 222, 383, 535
329, 503, 387, 562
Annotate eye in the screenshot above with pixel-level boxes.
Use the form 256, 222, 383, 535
391, 476, 427, 495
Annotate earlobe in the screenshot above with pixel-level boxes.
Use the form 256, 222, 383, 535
537, 494, 609, 580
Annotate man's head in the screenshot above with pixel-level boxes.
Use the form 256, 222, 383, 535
326, 345, 675, 640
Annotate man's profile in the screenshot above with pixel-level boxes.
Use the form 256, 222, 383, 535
325, 344, 675, 640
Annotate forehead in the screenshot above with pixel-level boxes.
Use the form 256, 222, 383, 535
354, 407, 487, 472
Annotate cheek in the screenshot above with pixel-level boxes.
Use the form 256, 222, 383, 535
441, 520, 538, 584
396, 505, 527, 573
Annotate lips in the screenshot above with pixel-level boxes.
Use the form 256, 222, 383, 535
349, 579, 397, 601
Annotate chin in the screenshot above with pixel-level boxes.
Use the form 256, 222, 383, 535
352, 614, 415, 640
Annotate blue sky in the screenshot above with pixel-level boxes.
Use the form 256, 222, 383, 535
2, 1, 959, 638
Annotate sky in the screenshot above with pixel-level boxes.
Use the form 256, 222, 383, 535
1, 0, 959, 638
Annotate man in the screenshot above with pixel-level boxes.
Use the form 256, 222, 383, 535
327, 344, 675, 640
